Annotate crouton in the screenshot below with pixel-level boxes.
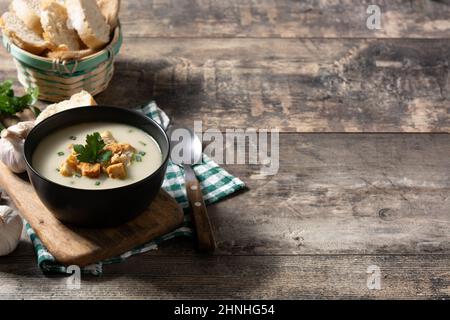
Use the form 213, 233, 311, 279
66, 154, 79, 169
100, 131, 117, 145
106, 163, 126, 179
104, 143, 136, 155
78, 162, 101, 178
59, 162, 75, 177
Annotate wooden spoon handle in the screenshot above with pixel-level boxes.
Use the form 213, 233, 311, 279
185, 178, 216, 252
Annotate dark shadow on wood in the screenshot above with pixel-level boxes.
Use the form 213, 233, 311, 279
95, 58, 203, 118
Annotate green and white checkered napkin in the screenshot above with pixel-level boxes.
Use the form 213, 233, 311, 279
25, 102, 245, 275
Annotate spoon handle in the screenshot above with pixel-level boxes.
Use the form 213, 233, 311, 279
185, 173, 216, 252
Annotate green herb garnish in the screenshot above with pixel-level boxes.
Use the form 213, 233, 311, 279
0, 80, 39, 116
69, 136, 77, 140
135, 155, 142, 162
73, 132, 112, 164
75, 173, 82, 178
138, 151, 146, 156
57, 151, 65, 156
95, 181, 101, 186
138, 141, 147, 146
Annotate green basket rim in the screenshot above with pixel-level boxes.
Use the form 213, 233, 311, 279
2, 25, 123, 74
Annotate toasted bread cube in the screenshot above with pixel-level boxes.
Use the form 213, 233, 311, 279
100, 131, 117, 145
106, 163, 126, 179
66, 154, 79, 169
110, 152, 134, 166
104, 143, 136, 155
78, 162, 101, 178
59, 162, 75, 177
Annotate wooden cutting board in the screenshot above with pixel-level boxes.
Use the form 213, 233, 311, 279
0, 162, 184, 267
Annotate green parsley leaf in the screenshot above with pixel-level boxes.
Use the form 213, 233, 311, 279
97, 150, 113, 163
0, 80, 39, 116
74, 132, 112, 164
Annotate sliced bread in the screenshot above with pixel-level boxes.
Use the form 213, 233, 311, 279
66, 0, 110, 50
46, 47, 97, 60
40, 0, 81, 51
10, 0, 43, 35
0, 11, 48, 55
35, 90, 97, 125
97, 0, 121, 30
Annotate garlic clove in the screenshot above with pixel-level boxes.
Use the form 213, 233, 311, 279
0, 138, 27, 173
4, 121, 35, 139
0, 205, 23, 256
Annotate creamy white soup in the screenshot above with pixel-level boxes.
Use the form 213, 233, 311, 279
32, 122, 163, 190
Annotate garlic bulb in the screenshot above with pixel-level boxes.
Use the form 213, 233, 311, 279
0, 121, 35, 173
0, 205, 23, 256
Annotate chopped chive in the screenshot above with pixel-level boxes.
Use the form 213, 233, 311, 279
138, 141, 147, 146
69, 136, 77, 140
138, 151, 146, 156
95, 181, 101, 186
75, 173, 82, 178
57, 151, 65, 156
135, 155, 142, 162
56, 168, 60, 172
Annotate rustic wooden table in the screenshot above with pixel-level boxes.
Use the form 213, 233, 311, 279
0, 0, 449, 299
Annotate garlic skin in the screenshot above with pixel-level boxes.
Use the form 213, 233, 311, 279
0, 205, 23, 256
0, 121, 35, 173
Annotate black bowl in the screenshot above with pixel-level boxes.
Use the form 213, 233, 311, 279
24, 106, 170, 228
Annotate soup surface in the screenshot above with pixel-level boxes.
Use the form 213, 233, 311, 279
32, 122, 163, 190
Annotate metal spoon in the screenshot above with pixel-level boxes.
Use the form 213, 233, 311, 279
168, 126, 216, 252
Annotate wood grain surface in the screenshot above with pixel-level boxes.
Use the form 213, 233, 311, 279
65, 0, 450, 39
0, 0, 449, 299
2, 39, 449, 132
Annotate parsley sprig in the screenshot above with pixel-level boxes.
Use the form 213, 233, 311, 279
73, 132, 113, 164
0, 80, 40, 116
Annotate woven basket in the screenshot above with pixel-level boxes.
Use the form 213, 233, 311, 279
2, 25, 123, 102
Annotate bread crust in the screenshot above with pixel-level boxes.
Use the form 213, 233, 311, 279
11, 0, 43, 35
0, 12, 47, 55
46, 47, 97, 60
40, 0, 81, 51
66, 0, 110, 50
97, 0, 121, 30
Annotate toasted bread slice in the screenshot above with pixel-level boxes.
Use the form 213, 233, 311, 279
41, 0, 81, 51
10, 0, 43, 35
0, 11, 48, 55
97, 0, 120, 30
35, 90, 97, 124
66, 0, 110, 50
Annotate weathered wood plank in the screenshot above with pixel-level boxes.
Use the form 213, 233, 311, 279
2, 38, 448, 132
103, 0, 450, 39
0, 0, 448, 39
100, 38, 450, 133
1, 0, 449, 40
0, 248, 449, 299
207, 133, 450, 255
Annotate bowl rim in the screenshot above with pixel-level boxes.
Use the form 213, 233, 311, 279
24, 106, 171, 192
